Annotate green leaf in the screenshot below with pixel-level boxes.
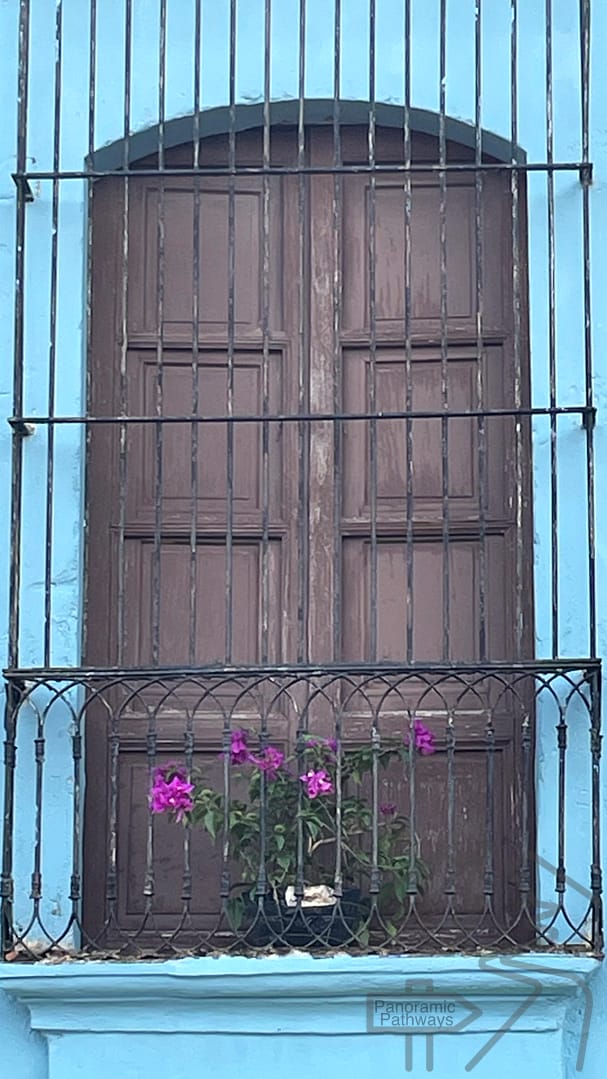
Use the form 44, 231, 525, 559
204, 810, 218, 839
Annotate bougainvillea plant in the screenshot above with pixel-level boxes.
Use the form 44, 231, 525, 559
150, 720, 436, 928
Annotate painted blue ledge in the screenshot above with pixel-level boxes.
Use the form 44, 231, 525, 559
0, 953, 600, 1036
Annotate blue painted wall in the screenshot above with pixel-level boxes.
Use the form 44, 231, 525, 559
0, 1, 606, 1076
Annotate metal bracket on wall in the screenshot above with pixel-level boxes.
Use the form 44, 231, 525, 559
579, 162, 593, 186
582, 406, 597, 431
8, 417, 36, 437
11, 173, 34, 202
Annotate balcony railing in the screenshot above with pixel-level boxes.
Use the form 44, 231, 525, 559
1, 661, 602, 959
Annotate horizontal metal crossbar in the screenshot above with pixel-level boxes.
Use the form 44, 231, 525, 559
6, 405, 596, 429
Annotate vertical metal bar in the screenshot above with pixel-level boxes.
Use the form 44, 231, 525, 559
144, 0, 169, 922
370, 707, 380, 896
30, 707, 46, 934
116, 0, 132, 666
406, 711, 418, 897
331, 0, 344, 896
0, 683, 18, 953
260, 0, 272, 665
105, 686, 120, 928
439, 0, 450, 661
555, 702, 567, 906
589, 668, 603, 952
142, 705, 158, 919
510, 0, 524, 659
546, 0, 558, 659
474, 0, 488, 662
368, 0, 378, 662
296, 0, 308, 664
188, 0, 202, 668
8, 0, 30, 671
483, 705, 496, 908
151, 0, 167, 668
331, 0, 342, 665
580, 0, 596, 657
183, 0, 204, 922
69, 694, 84, 935
225, 0, 237, 664
445, 713, 456, 902
333, 696, 343, 899
220, 701, 232, 905
519, 704, 532, 916
255, 697, 269, 900
404, 0, 414, 664
82, 0, 97, 666
43, 0, 63, 667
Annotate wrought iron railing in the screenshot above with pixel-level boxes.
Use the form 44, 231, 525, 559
1, 661, 602, 958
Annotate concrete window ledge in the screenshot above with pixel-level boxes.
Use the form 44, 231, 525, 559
0, 954, 601, 1079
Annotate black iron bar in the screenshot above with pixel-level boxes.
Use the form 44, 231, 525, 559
590, 667, 603, 950
6, 659, 598, 680
30, 707, 45, 923
182, 0, 204, 922
0, 685, 18, 954
445, 713, 456, 899
225, 0, 237, 666
7, 0, 30, 672
151, 0, 168, 673
13, 161, 590, 180
404, 0, 414, 665
116, 0, 133, 667
297, 0, 308, 664
556, 702, 568, 904
580, 0, 596, 658
8, 404, 592, 426
332, 0, 342, 665
511, 0, 524, 660
188, 0, 202, 669
519, 705, 533, 915
43, 0, 63, 667
546, 0, 559, 659
483, 707, 496, 902
81, 0, 97, 670
368, 0, 378, 664
260, 0, 272, 667
439, 0, 450, 663
474, 0, 488, 662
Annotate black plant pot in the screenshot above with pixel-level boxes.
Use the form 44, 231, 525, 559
244, 889, 370, 948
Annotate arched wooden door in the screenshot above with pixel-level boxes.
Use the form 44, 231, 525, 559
84, 122, 533, 947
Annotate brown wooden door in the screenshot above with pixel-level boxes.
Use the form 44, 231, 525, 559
84, 123, 532, 945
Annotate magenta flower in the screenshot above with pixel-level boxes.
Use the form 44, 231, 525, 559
405, 719, 436, 756
379, 802, 397, 817
300, 768, 334, 799
304, 736, 338, 755
250, 745, 285, 778
229, 729, 251, 765
149, 767, 194, 822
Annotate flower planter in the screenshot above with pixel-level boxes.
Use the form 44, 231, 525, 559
244, 889, 370, 949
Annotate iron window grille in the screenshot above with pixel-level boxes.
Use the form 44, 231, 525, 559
1, 0, 602, 959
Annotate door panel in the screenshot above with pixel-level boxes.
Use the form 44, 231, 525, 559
85, 123, 532, 946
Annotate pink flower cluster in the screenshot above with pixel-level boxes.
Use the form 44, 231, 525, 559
299, 769, 334, 798
228, 730, 285, 778
405, 719, 436, 756
149, 765, 194, 822
230, 731, 336, 800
